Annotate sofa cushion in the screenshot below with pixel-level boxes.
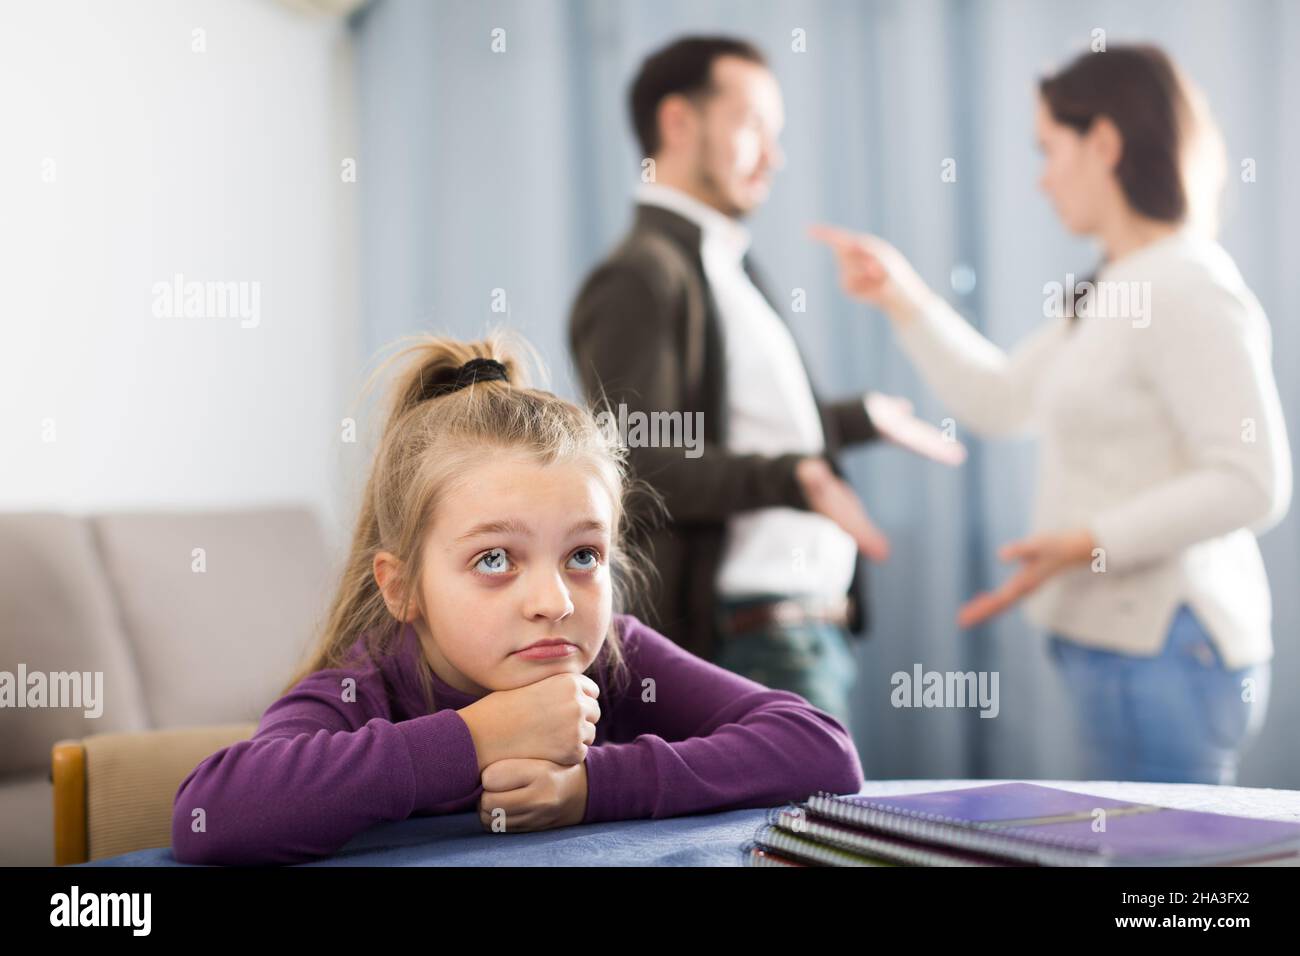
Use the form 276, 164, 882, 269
92, 507, 333, 729
0, 513, 150, 776
0, 772, 55, 865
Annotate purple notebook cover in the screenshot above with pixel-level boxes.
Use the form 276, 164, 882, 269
838, 783, 1300, 864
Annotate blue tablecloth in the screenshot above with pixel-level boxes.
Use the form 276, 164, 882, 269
80, 805, 765, 867
79, 779, 1300, 866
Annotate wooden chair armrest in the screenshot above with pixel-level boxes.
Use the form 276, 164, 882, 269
51, 722, 258, 864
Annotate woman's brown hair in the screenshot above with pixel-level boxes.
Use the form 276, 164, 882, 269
281, 326, 663, 711
1040, 43, 1227, 322
1039, 43, 1227, 237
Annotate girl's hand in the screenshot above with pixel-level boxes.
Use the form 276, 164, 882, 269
957, 529, 1097, 629
808, 223, 935, 321
477, 757, 588, 832
458, 672, 600, 771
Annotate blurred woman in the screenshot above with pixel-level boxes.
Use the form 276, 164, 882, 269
813, 44, 1290, 784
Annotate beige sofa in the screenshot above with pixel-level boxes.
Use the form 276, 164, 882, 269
0, 507, 335, 865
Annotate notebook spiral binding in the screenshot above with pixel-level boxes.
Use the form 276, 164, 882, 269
742, 827, 880, 867
799, 789, 1112, 866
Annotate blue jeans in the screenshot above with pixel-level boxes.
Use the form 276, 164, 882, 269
1047, 604, 1270, 784
712, 597, 859, 727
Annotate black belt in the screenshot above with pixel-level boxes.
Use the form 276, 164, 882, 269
718, 594, 850, 636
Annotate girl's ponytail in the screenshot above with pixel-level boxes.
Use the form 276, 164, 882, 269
372, 331, 536, 440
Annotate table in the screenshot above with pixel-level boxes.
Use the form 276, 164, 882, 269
80, 779, 1300, 866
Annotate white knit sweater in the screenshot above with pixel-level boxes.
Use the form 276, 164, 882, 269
893, 230, 1291, 668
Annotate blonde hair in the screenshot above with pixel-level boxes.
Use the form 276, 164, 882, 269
282, 326, 662, 712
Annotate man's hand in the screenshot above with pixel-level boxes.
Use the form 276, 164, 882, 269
866, 392, 967, 466
957, 529, 1097, 628
478, 757, 589, 833
796, 457, 891, 560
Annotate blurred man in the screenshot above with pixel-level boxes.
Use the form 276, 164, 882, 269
568, 36, 962, 724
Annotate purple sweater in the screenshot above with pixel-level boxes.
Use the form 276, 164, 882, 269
172, 613, 863, 864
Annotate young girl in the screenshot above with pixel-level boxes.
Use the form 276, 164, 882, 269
171, 330, 863, 865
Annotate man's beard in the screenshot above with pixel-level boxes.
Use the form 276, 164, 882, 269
693, 137, 750, 219
697, 168, 747, 219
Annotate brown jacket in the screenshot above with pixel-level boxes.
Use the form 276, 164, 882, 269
568, 203, 883, 661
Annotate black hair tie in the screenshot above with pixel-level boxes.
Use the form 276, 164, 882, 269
424, 357, 510, 400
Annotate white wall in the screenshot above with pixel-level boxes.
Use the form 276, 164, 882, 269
0, 0, 363, 555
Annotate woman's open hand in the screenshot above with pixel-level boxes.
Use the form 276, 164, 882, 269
957, 529, 1097, 628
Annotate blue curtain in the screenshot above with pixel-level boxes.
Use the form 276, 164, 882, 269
351, 0, 1300, 787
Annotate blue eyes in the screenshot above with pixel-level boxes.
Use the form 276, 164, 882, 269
472, 547, 602, 578
476, 548, 510, 575
568, 547, 600, 571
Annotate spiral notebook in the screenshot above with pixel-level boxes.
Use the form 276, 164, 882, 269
743, 782, 1300, 867
746, 806, 1002, 867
